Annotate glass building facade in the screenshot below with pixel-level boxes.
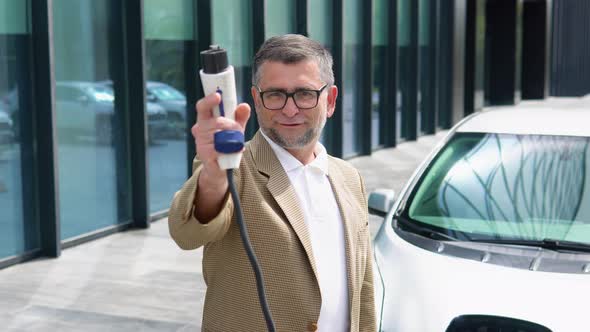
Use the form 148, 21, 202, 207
0, 0, 566, 268
397, 0, 416, 141
0, 0, 40, 260
53, 0, 131, 240
143, 0, 193, 214
265, 0, 297, 37
371, 0, 389, 149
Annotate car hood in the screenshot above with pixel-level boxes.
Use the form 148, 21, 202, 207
374, 227, 590, 332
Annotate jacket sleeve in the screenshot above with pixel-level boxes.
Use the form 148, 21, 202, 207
167, 157, 235, 250
358, 172, 377, 332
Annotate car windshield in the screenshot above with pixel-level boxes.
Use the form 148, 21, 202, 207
405, 132, 590, 246
149, 85, 185, 101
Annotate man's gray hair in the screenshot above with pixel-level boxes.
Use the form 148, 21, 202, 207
252, 34, 334, 86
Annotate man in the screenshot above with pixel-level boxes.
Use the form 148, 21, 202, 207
168, 34, 375, 332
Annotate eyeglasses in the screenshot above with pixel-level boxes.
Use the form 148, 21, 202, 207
255, 84, 328, 110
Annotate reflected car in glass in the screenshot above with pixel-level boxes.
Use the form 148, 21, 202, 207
369, 109, 590, 332
55, 81, 167, 144
146, 81, 187, 139
1, 88, 20, 140
0, 106, 14, 144
1, 87, 19, 115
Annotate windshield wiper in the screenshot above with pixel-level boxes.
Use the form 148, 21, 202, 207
395, 214, 458, 241
470, 238, 590, 253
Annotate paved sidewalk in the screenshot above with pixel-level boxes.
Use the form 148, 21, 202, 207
0, 221, 204, 331
1, 95, 587, 331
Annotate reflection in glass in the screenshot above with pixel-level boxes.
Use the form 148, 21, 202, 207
55, 82, 116, 144
146, 81, 187, 139
372, 0, 389, 148
309, 0, 333, 148
212, 0, 253, 106
53, 0, 130, 239
418, 0, 433, 135
409, 133, 590, 245
309, 0, 333, 48
342, 0, 363, 156
144, 0, 193, 213
397, 0, 411, 140
0, 0, 40, 258
265, 0, 296, 37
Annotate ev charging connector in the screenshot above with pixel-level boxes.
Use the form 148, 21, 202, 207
199, 45, 244, 169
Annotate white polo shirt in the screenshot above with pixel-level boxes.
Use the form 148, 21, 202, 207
261, 132, 349, 331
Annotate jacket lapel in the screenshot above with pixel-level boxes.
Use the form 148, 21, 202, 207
326, 159, 355, 313
249, 132, 319, 282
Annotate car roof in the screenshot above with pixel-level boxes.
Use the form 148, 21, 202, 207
456, 108, 590, 137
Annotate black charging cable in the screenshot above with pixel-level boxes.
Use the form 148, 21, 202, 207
226, 169, 276, 332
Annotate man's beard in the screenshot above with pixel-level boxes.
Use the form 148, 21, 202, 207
262, 115, 326, 149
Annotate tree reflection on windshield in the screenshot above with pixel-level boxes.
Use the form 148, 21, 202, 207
408, 133, 590, 243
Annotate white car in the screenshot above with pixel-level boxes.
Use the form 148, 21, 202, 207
369, 108, 590, 332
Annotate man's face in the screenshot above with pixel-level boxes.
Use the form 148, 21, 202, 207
251, 60, 337, 150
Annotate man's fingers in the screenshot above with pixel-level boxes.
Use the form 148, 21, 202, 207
234, 103, 251, 130
194, 98, 249, 153
192, 116, 245, 142
196, 92, 221, 122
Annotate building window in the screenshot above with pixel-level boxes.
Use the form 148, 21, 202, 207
342, 0, 364, 156
418, 0, 435, 135
372, 0, 389, 148
144, 0, 193, 214
53, 0, 130, 240
212, 0, 253, 110
0, 0, 39, 259
309, 0, 334, 150
265, 0, 297, 37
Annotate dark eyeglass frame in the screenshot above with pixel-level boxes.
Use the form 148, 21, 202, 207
255, 84, 328, 110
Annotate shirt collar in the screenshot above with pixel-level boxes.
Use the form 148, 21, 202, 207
260, 130, 329, 175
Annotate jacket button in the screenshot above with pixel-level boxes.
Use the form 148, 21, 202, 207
307, 322, 318, 331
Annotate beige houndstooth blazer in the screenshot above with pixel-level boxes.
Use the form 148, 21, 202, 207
168, 131, 376, 332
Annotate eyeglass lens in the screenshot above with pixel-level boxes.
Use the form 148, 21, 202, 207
263, 90, 319, 110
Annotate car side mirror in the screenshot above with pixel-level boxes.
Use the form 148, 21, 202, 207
368, 189, 396, 217
147, 94, 157, 102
